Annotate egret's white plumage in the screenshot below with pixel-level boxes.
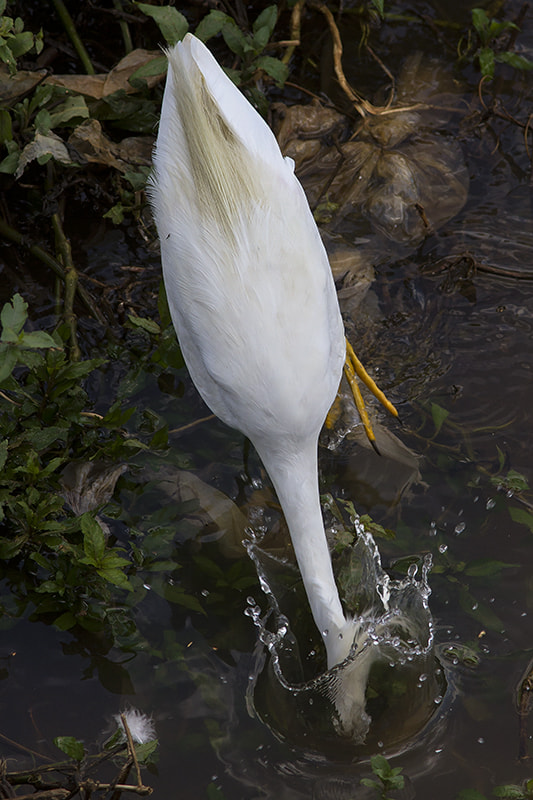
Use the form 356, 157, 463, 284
150, 34, 366, 732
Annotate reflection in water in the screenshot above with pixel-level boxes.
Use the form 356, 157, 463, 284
244, 521, 445, 753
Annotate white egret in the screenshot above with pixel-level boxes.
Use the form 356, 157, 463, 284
149, 33, 396, 733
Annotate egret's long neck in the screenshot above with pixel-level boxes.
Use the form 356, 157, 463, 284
255, 437, 348, 665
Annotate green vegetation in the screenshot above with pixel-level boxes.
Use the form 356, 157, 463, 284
360, 754, 405, 799
0, 0, 532, 796
459, 7, 533, 78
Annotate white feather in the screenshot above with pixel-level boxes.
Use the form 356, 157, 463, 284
150, 34, 370, 735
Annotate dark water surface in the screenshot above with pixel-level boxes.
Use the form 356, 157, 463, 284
1, 1, 533, 797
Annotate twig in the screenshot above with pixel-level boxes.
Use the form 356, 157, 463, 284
120, 714, 142, 790
506, 2, 529, 51
307, 1, 429, 120
282, 0, 305, 65
0, 731, 53, 762
308, 0, 369, 116
113, 0, 133, 54
169, 413, 215, 436
83, 778, 152, 796
52, 209, 81, 361
52, 0, 95, 75
0, 216, 108, 328
364, 43, 395, 99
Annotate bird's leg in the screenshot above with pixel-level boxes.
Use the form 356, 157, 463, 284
345, 339, 398, 419
326, 339, 399, 451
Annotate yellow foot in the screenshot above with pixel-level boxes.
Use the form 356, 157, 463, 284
326, 339, 399, 452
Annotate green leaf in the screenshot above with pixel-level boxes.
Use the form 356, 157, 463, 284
222, 22, 251, 58
8, 30, 34, 58
370, 754, 390, 777
48, 95, 89, 128
136, 3, 188, 45
496, 51, 533, 71
0, 534, 26, 559
456, 790, 488, 800
431, 402, 449, 435
360, 778, 380, 790
0, 439, 7, 471
371, 0, 384, 15
464, 558, 516, 577
254, 55, 289, 85
162, 582, 204, 613
490, 468, 529, 493
134, 739, 158, 763
478, 47, 495, 78
150, 425, 168, 450
23, 426, 68, 451
97, 567, 133, 590
1, 293, 27, 339
0, 148, 19, 174
195, 10, 229, 42
54, 736, 85, 761
128, 314, 160, 335
509, 506, 533, 532
488, 20, 518, 39
471, 8, 489, 40
20, 330, 58, 349
252, 6, 277, 49
103, 203, 126, 225
129, 55, 167, 81
0, 345, 17, 382
493, 785, 527, 798
81, 514, 106, 565
459, 587, 504, 631
0, 109, 12, 144
54, 611, 77, 630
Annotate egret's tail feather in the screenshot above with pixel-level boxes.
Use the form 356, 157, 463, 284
156, 34, 289, 241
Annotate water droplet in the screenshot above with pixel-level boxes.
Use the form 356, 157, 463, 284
419, 673, 428, 682
429, 521, 437, 537
434, 695, 443, 704
506, 489, 514, 498
455, 522, 466, 534
477, 737, 484, 744
309, 698, 314, 706
486, 498, 496, 510
201, 589, 209, 597
322, 629, 329, 638
438, 544, 448, 553
407, 563, 418, 578
472, 602, 478, 611
377, 741, 384, 749
142, 583, 151, 590
246, 596, 255, 605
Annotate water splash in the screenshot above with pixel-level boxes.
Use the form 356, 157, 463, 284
244, 519, 444, 752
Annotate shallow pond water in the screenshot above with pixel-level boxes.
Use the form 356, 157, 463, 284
1, 0, 533, 797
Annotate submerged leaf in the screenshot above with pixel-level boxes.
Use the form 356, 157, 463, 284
431, 402, 449, 435
54, 736, 85, 761
509, 506, 533, 532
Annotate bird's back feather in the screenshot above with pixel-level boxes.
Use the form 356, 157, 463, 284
150, 35, 345, 445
